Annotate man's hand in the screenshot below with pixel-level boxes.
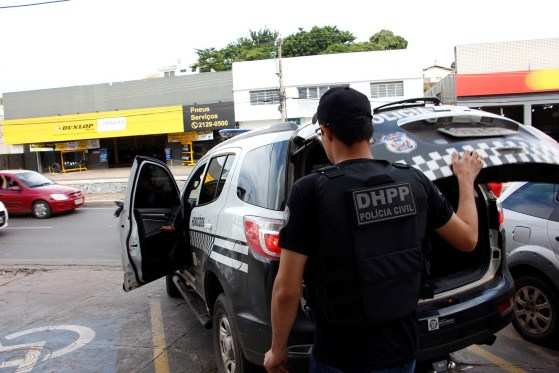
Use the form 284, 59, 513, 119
264, 348, 288, 373
452, 151, 484, 184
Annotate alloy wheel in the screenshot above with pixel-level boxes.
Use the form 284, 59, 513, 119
218, 315, 237, 373
33, 202, 50, 218
514, 285, 553, 336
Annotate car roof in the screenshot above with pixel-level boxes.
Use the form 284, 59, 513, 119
210, 122, 298, 152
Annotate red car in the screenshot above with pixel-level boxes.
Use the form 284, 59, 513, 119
0, 170, 84, 218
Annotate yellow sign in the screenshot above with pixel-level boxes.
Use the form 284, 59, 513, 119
3, 106, 183, 144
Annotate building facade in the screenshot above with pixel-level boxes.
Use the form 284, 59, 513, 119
2, 72, 234, 171
233, 50, 424, 129
429, 38, 559, 141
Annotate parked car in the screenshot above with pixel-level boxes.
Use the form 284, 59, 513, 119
500, 182, 559, 343
0, 170, 84, 218
0, 201, 8, 230
118, 97, 559, 372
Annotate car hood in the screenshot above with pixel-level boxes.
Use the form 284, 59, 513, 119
34, 184, 80, 194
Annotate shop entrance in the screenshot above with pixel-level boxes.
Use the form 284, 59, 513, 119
532, 104, 559, 141
100, 134, 167, 167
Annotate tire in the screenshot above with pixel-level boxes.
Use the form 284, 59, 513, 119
213, 294, 256, 373
512, 275, 559, 344
32, 200, 51, 219
165, 274, 181, 298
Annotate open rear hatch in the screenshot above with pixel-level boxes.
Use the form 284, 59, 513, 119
289, 105, 559, 296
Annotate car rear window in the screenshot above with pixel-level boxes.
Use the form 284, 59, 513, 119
237, 141, 288, 210
502, 183, 555, 220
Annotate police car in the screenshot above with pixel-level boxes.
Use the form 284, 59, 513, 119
118, 97, 559, 372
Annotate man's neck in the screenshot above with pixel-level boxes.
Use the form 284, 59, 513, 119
332, 142, 373, 164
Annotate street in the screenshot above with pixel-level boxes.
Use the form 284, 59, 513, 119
1, 208, 559, 372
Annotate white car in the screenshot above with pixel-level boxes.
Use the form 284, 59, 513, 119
0, 201, 8, 230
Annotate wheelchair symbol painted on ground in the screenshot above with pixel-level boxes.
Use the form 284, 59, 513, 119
0, 325, 95, 372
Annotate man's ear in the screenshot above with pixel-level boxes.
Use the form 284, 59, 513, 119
323, 125, 335, 142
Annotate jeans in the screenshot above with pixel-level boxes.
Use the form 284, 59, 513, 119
309, 356, 416, 373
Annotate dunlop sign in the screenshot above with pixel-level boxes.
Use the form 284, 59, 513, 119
352, 183, 417, 226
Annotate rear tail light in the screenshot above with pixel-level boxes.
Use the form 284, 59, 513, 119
487, 182, 503, 198
243, 216, 284, 260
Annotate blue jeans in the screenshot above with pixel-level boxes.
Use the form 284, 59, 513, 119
309, 356, 416, 373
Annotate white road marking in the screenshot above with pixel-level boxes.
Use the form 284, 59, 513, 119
80, 207, 115, 210
0, 324, 96, 372
5, 226, 53, 230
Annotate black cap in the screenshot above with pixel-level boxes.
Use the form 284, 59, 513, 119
312, 87, 372, 126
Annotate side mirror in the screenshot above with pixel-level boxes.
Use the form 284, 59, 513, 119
114, 200, 124, 218
8, 185, 22, 192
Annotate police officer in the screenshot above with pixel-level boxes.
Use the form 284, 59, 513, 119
264, 87, 483, 373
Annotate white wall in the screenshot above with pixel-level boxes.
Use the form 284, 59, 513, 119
233, 50, 424, 126
456, 38, 559, 74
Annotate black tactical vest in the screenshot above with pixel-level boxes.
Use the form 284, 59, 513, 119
309, 159, 429, 326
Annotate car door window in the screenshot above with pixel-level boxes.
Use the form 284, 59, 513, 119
184, 163, 207, 206
198, 155, 229, 206
502, 183, 555, 220
215, 155, 236, 197
134, 163, 179, 209
237, 141, 288, 210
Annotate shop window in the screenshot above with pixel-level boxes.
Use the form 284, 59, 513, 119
532, 104, 559, 141
480, 106, 524, 123
237, 141, 288, 210
370, 81, 404, 98
250, 89, 280, 105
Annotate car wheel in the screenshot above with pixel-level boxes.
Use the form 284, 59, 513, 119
512, 275, 559, 344
213, 294, 255, 373
165, 274, 182, 298
32, 200, 51, 219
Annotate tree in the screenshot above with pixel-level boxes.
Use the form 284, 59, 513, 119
190, 27, 407, 72
281, 26, 355, 57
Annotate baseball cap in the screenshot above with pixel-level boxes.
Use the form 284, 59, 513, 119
312, 87, 372, 127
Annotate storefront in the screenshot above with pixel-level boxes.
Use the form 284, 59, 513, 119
2, 102, 236, 170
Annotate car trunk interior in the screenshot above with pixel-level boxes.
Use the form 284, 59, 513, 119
290, 139, 494, 295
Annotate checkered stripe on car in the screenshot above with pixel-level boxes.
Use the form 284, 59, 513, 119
397, 140, 559, 181
190, 230, 215, 255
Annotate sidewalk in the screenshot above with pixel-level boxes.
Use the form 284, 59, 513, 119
44, 165, 193, 203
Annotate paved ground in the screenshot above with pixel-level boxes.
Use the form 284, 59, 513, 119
1, 210, 559, 372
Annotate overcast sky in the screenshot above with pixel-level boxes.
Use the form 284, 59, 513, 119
0, 0, 557, 94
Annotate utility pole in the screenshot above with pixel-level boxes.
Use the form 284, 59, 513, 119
277, 37, 287, 122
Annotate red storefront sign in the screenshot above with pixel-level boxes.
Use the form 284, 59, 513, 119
456, 69, 559, 97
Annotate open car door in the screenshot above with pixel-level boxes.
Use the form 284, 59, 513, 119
121, 156, 189, 291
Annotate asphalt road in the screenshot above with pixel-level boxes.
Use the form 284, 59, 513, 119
1, 207, 559, 372
0, 206, 120, 266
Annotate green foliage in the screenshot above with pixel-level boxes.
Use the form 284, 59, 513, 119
281, 26, 355, 57
191, 27, 407, 72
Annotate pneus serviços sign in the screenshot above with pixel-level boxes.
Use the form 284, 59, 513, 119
183, 102, 235, 131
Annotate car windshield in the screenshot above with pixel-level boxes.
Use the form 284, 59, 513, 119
15, 172, 55, 188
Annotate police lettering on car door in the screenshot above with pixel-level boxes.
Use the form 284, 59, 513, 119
352, 183, 417, 226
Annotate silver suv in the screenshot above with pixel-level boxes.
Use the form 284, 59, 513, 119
500, 182, 559, 343
118, 98, 559, 373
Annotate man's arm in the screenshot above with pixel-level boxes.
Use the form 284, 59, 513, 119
436, 151, 484, 252
264, 250, 307, 372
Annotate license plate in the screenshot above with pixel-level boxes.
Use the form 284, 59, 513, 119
74, 198, 83, 205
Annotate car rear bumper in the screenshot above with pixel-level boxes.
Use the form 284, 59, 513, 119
237, 272, 514, 366
50, 196, 85, 213
416, 271, 514, 361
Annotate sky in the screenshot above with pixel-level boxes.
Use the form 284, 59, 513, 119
0, 0, 558, 94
